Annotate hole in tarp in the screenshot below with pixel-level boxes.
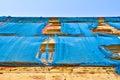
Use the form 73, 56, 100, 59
48, 52, 54, 63
103, 45, 120, 54
38, 37, 55, 65
47, 37, 55, 63
101, 45, 120, 60
92, 23, 120, 36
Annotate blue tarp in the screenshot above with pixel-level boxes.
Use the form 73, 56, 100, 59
97, 34, 120, 46
0, 16, 120, 74
0, 22, 47, 36
97, 34, 120, 58
106, 22, 120, 30
0, 36, 119, 74
115, 66, 120, 75
61, 23, 98, 36
0, 36, 47, 64
105, 17, 120, 22
59, 17, 98, 22
0, 35, 120, 67
0, 16, 7, 22
52, 36, 120, 66
9, 17, 49, 23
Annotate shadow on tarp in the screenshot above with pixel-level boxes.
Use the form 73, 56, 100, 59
0, 22, 47, 36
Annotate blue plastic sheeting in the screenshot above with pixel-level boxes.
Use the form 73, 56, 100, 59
105, 17, 120, 22
96, 34, 120, 46
36, 37, 50, 63
106, 22, 120, 30
115, 66, 120, 75
59, 17, 98, 22
52, 36, 120, 66
96, 34, 120, 58
99, 47, 118, 58
61, 23, 98, 36
0, 22, 47, 36
0, 36, 47, 64
0, 17, 7, 22
9, 17, 49, 23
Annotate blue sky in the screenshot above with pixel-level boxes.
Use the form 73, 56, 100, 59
0, 0, 120, 17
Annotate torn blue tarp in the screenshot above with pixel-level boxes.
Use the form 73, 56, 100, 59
0, 36, 47, 65
96, 34, 120, 46
0, 22, 47, 36
52, 36, 120, 66
9, 17, 49, 23
59, 17, 98, 22
0, 16, 7, 22
105, 17, 120, 22
61, 23, 98, 36
115, 66, 120, 75
99, 46, 119, 58
106, 22, 120, 30
97, 34, 120, 58
0, 35, 120, 67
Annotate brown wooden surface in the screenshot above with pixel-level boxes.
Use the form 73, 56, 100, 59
42, 18, 61, 34
40, 37, 55, 53
104, 45, 120, 54
0, 67, 120, 80
92, 23, 120, 35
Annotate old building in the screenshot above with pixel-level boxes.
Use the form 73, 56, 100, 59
0, 16, 120, 80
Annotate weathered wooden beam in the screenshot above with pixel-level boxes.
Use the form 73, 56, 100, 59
0, 67, 115, 73
49, 17, 60, 23
98, 17, 105, 23
111, 56, 120, 60
104, 45, 120, 54
92, 23, 120, 35
40, 37, 55, 53
42, 17, 61, 34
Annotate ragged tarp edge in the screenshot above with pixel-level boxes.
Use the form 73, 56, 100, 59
1, 16, 120, 23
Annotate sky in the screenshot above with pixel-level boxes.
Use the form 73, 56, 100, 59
0, 0, 120, 17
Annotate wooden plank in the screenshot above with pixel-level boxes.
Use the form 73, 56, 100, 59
92, 23, 120, 35
104, 45, 120, 54
42, 18, 61, 34
49, 17, 59, 23
0, 72, 119, 80
111, 56, 120, 60
98, 17, 104, 23
50, 22, 61, 26
46, 26, 61, 30
40, 37, 55, 53
0, 67, 115, 73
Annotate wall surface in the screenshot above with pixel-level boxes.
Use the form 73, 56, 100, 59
0, 67, 120, 80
